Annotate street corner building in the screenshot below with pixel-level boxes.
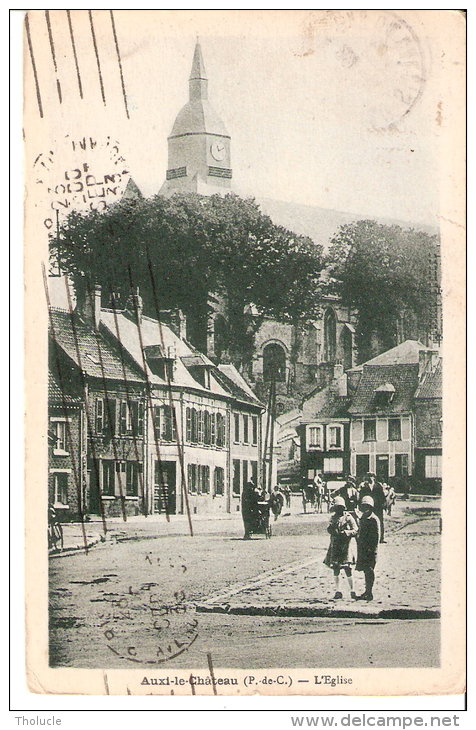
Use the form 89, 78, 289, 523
48, 288, 265, 521
297, 341, 442, 492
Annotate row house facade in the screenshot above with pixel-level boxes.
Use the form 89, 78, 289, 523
298, 341, 442, 492
49, 290, 264, 520
48, 367, 85, 519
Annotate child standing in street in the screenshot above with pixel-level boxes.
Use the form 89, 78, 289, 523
324, 496, 359, 599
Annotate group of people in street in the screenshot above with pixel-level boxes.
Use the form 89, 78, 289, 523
241, 472, 396, 601
324, 472, 394, 601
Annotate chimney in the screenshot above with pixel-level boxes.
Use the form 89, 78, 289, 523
77, 282, 102, 329
329, 364, 348, 397
159, 308, 187, 340
125, 287, 143, 324
419, 349, 439, 379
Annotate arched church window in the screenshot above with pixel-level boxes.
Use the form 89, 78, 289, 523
339, 325, 353, 371
323, 308, 337, 363
263, 343, 286, 382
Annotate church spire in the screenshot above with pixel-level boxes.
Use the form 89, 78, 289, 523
189, 38, 208, 101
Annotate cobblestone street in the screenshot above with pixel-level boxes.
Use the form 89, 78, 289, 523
49, 498, 441, 669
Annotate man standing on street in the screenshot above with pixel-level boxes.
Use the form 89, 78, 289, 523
359, 472, 387, 542
355, 495, 380, 601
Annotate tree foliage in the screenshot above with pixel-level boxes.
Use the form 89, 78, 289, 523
50, 193, 324, 368
325, 220, 440, 362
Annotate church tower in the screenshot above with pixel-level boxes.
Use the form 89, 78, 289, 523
160, 40, 232, 196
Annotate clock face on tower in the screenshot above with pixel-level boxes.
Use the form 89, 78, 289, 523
210, 141, 226, 162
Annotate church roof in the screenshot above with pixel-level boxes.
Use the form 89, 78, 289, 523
170, 99, 229, 139
348, 340, 428, 372
122, 177, 143, 201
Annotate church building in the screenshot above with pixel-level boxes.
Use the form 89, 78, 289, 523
158, 40, 357, 413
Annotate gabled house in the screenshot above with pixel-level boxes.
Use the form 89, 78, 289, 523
48, 367, 85, 520
348, 362, 420, 483
413, 350, 442, 490
49, 304, 148, 519
299, 364, 352, 483
99, 292, 264, 516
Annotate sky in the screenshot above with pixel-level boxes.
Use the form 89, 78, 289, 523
23, 8, 464, 237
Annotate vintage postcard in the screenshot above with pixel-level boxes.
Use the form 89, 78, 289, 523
23, 9, 465, 697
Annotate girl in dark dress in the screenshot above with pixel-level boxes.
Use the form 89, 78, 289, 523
324, 496, 358, 599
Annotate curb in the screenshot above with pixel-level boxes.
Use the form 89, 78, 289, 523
194, 603, 440, 620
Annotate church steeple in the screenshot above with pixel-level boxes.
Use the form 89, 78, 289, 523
189, 39, 208, 101
160, 40, 232, 196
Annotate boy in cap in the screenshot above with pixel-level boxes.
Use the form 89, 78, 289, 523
355, 495, 380, 600
359, 472, 387, 542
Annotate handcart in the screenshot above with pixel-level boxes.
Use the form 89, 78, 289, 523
248, 500, 272, 539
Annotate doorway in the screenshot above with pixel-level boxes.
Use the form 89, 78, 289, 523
376, 455, 389, 482
356, 454, 370, 480
153, 460, 177, 514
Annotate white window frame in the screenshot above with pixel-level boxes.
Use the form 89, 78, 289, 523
323, 457, 344, 474
51, 418, 69, 456
425, 454, 442, 479
50, 468, 71, 508
326, 423, 343, 450
307, 424, 324, 450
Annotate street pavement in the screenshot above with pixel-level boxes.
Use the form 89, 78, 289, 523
49, 497, 441, 669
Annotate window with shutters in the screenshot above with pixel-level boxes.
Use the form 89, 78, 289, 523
102, 460, 115, 496
210, 412, 216, 445
214, 467, 224, 496
126, 462, 139, 496
186, 407, 192, 442
96, 398, 104, 433
252, 416, 258, 445
104, 399, 116, 437
153, 405, 161, 440
202, 465, 210, 494
161, 405, 175, 441
234, 413, 240, 443
119, 401, 128, 435
242, 460, 249, 486
232, 459, 241, 495
187, 463, 197, 494
198, 410, 204, 443
216, 413, 225, 447
191, 408, 198, 443
204, 411, 211, 445
243, 415, 249, 444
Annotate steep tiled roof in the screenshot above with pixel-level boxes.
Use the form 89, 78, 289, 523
49, 309, 145, 383
48, 370, 82, 405
348, 340, 428, 372
302, 383, 351, 421
415, 359, 442, 399
213, 364, 262, 408
100, 311, 229, 396
348, 363, 419, 415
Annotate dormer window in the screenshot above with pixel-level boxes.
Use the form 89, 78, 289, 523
373, 382, 395, 408
181, 354, 213, 389
144, 345, 175, 382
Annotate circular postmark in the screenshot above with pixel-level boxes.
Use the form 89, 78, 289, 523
100, 582, 199, 665
298, 10, 426, 130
